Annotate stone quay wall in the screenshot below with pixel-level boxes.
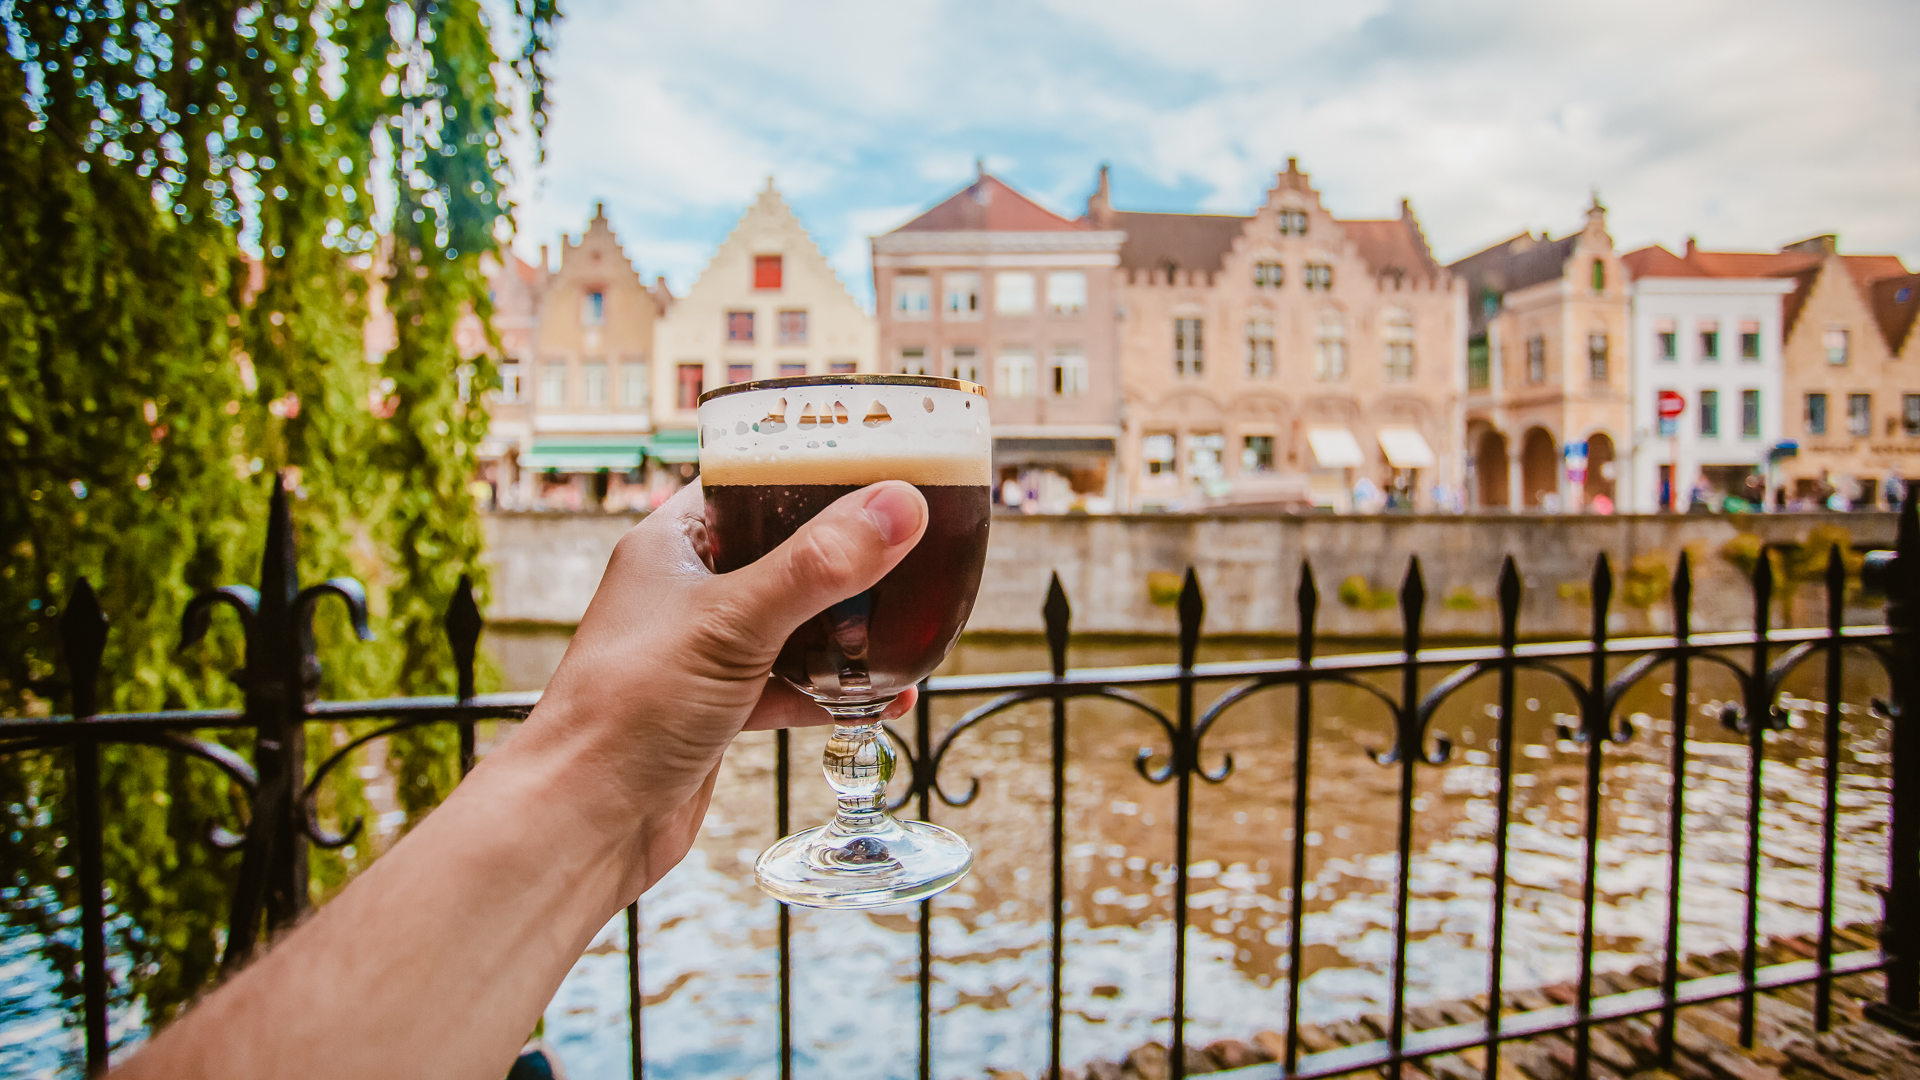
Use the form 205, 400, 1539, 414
482, 510, 1897, 639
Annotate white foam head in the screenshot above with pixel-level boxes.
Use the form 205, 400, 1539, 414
697, 379, 992, 487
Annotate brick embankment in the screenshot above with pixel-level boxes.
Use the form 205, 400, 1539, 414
982, 926, 1918, 1080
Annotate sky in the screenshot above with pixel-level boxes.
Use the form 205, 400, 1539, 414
502, 0, 1920, 308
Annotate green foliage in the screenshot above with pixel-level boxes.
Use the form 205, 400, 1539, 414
1441, 585, 1481, 611
1337, 575, 1396, 610
1146, 570, 1183, 607
1621, 553, 1672, 609
1, 0, 556, 1037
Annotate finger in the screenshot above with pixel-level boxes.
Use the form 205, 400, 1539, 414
708, 480, 927, 651
741, 681, 919, 732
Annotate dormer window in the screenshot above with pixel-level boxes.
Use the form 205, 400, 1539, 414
1278, 210, 1309, 235
1253, 262, 1284, 288
753, 255, 783, 290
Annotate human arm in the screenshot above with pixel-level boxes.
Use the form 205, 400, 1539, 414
114, 478, 929, 1079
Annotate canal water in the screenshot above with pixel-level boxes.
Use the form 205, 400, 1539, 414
489, 626, 1895, 1080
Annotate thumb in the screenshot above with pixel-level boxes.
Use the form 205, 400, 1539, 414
712, 480, 928, 651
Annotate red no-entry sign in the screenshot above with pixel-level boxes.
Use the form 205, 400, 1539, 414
1657, 390, 1685, 420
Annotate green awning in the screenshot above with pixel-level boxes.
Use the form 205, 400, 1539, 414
521, 440, 647, 471
647, 428, 701, 464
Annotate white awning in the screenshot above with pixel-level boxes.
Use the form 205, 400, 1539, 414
1306, 427, 1365, 468
1377, 426, 1436, 469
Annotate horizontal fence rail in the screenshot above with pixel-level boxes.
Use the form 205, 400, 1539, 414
3, 482, 1917, 1079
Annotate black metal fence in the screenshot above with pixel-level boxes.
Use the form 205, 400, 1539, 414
3, 484, 1917, 1080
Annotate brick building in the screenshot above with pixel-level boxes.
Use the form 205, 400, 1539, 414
1094, 159, 1464, 512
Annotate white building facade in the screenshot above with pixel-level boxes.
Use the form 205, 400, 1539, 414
1624, 259, 1796, 511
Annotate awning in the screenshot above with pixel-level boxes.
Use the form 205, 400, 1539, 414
1377, 426, 1436, 469
647, 428, 701, 464
521, 440, 647, 471
1306, 427, 1364, 468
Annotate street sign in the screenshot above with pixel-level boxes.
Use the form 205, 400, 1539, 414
1657, 390, 1685, 420
1768, 440, 1800, 462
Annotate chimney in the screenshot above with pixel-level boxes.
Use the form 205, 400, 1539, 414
539, 243, 549, 272
1088, 163, 1114, 228
975, 155, 986, 182
1685, 235, 1697, 257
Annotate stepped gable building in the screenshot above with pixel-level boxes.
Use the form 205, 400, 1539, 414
1620, 240, 1798, 512
477, 204, 675, 510
1450, 197, 1630, 512
655, 179, 876, 458
873, 165, 1126, 513
1092, 159, 1464, 512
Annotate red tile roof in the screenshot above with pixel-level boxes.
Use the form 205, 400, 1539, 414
1342, 216, 1441, 283
1113, 211, 1249, 276
1622, 245, 1708, 279
1628, 243, 1910, 343
1870, 273, 1920, 355
890, 174, 1089, 233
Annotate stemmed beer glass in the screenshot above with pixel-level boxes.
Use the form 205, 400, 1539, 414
698, 374, 992, 909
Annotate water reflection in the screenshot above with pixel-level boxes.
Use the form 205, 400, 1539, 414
495, 629, 1892, 1080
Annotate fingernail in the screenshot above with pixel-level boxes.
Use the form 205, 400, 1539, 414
863, 484, 925, 546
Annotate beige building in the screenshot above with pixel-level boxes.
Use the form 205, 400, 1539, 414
654, 179, 875, 453
482, 204, 672, 510
1767, 237, 1916, 505
1451, 198, 1632, 511
872, 168, 1126, 513
1097, 159, 1465, 512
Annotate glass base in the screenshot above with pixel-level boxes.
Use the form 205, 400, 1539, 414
755, 815, 973, 909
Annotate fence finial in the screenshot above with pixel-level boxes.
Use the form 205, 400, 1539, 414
1177, 567, 1204, 670
60, 578, 108, 719
446, 574, 482, 702
1296, 560, 1318, 662
1042, 572, 1070, 679
1497, 556, 1521, 649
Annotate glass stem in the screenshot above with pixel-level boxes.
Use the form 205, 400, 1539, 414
821, 700, 896, 833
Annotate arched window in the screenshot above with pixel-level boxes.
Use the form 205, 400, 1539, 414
1314, 310, 1347, 381
1383, 308, 1415, 381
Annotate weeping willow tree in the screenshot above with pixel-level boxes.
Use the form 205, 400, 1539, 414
0, 0, 558, 1045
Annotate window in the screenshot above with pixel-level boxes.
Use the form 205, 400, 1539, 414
499, 362, 522, 403
1740, 320, 1761, 360
753, 255, 782, 290
1699, 389, 1719, 437
676, 363, 704, 410
1253, 262, 1284, 288
899, 346, 929, 376
1303, 263, 1333, 290
1314, 310, 1346, 381
1699, 320, 1719, 361
1277, 209, 1308, 235
1905, 395, 1920, 437
778, 310, 808, 345
582, 290, 605, 326
1174, 317, 1204, 376
1849, 393, 1871, 437
540, 362, 566, 407
996, 348, 1034, 398
1246, 319, 1275, 378
1591, 259, 1605, 293
1825, 328, 1850, 365
829, 360, 857, 374
726, 310, 754, 343
1467, 338, 1490, 390
995, 272, 1036, 315
1051, 346, 1087, 396
1527, 335, 1546, 384
620, 361, 649, 408
582, 361, 607, 406
1384, 309, 1415, 382
943, 272, 981, 318
894, 274, 931, 319
1806, 393, 1828, 435
1242, 434, 1275, 472
1047, 271, 1087, 315
1656, 317, 1677, 361
1741, 389, 1761, 438
1189, 434, 1225, 481
950, 346, 981, 385
1143, 434, 1176, 477
1588, 332, 1609, 383
779, 362, 807, 378
726, 363, 754, 386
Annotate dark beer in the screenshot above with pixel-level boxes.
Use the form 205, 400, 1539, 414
705, 480, 991, 701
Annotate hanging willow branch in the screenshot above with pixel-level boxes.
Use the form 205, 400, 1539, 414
0, 0, 559, 1031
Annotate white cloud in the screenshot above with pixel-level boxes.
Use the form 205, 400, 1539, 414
507, 0, 1920, 302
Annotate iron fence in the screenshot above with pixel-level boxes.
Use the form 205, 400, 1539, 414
3, 483, 1917, 1080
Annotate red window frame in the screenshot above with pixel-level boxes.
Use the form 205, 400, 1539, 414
754, 256, 783, 290
726, 311, 754, 343
676, 364, 704, 410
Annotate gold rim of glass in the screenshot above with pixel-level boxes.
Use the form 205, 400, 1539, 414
696, 373, 986, 407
